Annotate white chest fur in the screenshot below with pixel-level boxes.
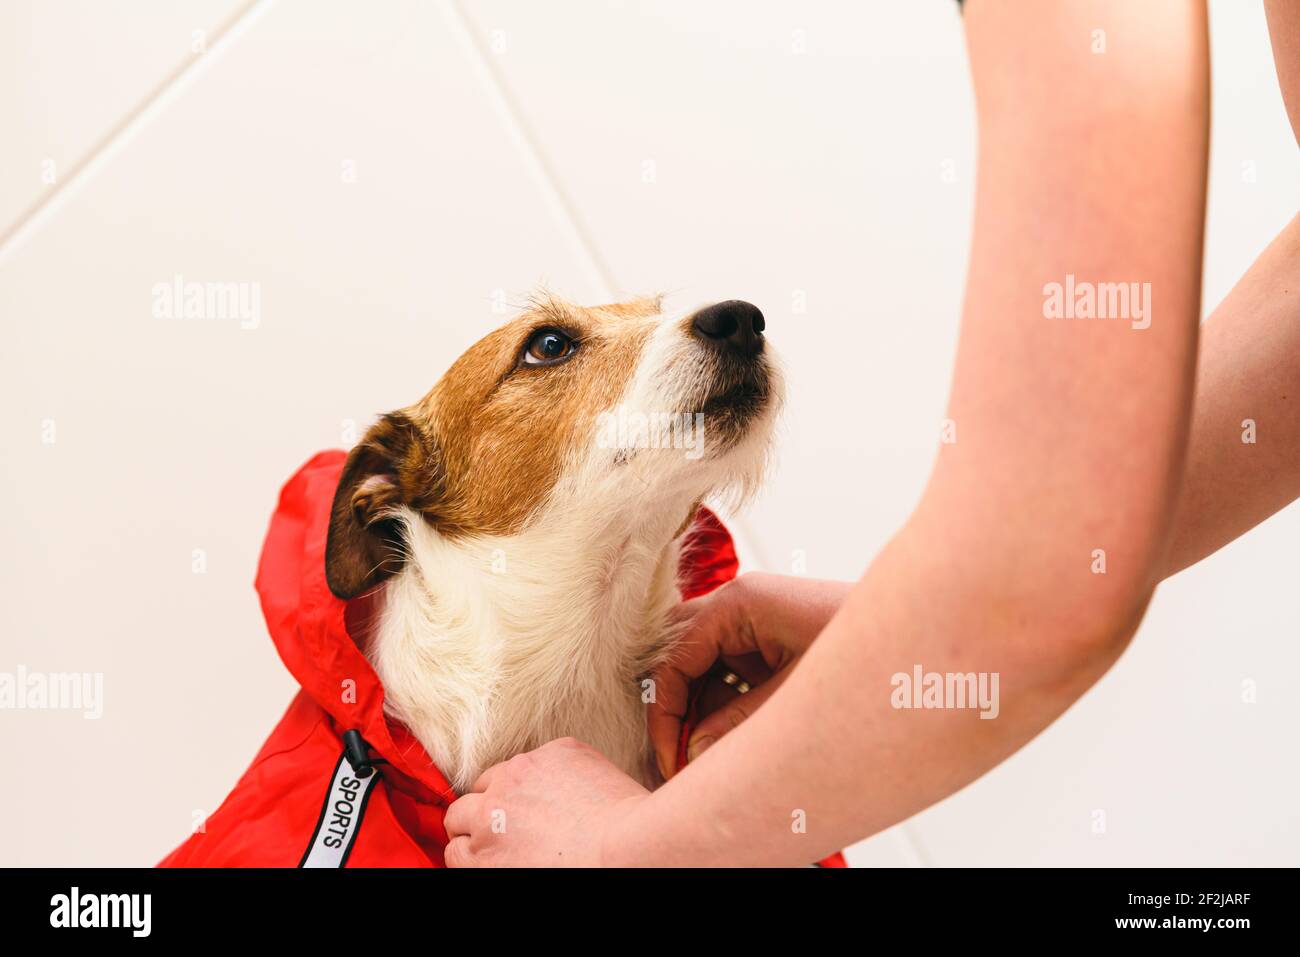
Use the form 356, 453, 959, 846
365, 506, 687, 792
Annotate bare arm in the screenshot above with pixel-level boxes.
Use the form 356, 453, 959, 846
655, 213, 1300, 781
1162, 0, 1300, 576
1163, 214, 1300, 576
1265, 0, 1300, 147
605, 0, 1210, 865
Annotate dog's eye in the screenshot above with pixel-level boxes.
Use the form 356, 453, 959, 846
523, 329, 577, 366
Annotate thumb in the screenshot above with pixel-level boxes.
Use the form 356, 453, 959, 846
685, 672, 786, 763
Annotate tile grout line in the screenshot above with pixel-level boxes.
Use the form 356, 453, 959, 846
0, 0, 277, 267
440, 0, 623, 299
441, 0, 776, 572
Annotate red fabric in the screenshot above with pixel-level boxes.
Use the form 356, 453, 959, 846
159, 451, 843, 868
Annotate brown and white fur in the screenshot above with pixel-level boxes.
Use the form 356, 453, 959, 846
325, 295, 780, 791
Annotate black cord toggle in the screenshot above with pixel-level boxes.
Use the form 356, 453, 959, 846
342, 729, 388, 779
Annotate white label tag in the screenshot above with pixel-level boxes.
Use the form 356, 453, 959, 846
299, 751, 381, 868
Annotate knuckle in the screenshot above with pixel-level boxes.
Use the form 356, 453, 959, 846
444, 837, 470, 868
503, 752, 532, 777
726, 703, 751, 729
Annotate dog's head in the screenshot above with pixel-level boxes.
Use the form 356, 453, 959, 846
325, 295, 782, 599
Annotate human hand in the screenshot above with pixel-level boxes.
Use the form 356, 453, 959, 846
443, 737, 649, 867
647, 572, 851, 780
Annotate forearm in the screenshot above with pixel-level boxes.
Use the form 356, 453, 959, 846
1157, 0, 1300, 576
611, 521, 1134, 867
1162, 213, 1300, 577
608, 0, 1210, 866
1265, 0, 1300, 146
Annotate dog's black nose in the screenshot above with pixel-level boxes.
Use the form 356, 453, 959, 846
691, 300, 766, 356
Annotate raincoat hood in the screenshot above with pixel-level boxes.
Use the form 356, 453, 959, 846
159, 450, 747, 867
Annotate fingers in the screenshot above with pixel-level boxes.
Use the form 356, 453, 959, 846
444, 759, 507, 856
443, 794, 486, 867
443, 792, 484, 839
647, 584, 752, 778
467, 760, 506, 794
647, 573, 850, 779
443, 835, 474, 868
646, 698, 685, 783
685, 671, 785, 762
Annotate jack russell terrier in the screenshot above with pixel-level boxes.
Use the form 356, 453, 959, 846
324, 295, 781, 791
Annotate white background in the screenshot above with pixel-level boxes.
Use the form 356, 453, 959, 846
1, 0, 1297, 866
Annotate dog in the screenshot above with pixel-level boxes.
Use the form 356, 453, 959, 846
324, 295, 781, 791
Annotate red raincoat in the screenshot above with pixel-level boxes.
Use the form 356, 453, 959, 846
160, 451, 844, 868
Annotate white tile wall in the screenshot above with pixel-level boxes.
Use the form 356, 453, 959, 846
1, 0, 1296, 866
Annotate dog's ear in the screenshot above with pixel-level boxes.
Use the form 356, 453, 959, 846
325, 411, 441, 599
